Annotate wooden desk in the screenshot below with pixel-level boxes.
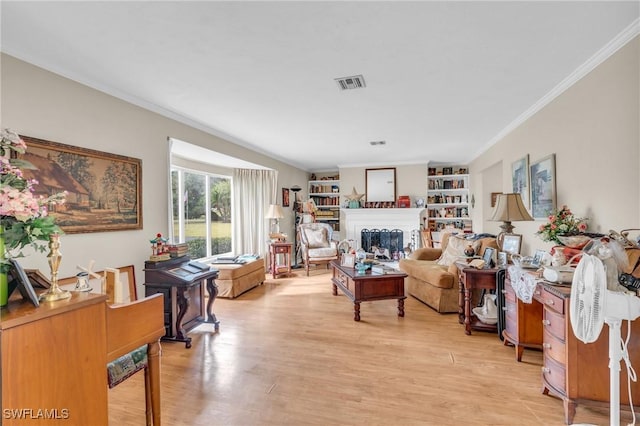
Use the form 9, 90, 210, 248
330, 260, 407, 321
269, 242, 293, 279
144, 257, 220, 349
457, 266, 499, 335
1, 293, 109, 425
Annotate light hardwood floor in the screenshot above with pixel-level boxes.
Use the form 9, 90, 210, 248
109, 269, 616, 425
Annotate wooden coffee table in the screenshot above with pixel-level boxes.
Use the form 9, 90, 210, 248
330, 260, 407, 321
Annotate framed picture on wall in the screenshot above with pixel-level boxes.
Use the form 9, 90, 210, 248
282, 188, 290, 207
530, 154, 556, 219
18, 135, 142, 233
511, 155, 530, 209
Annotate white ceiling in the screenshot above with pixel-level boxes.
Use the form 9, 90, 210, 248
1, 1, 638, 172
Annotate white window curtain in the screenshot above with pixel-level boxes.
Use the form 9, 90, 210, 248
232, 168, 278, 257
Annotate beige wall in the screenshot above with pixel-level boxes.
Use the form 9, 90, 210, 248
1, 54, 308, 290
470, 37, 640, 255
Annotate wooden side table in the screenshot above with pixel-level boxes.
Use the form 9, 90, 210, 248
457, 265, 499, 335
270, 242, 293, 278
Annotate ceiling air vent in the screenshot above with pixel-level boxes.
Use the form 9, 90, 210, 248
370, 141, 386, 146
335, 75, 366, 90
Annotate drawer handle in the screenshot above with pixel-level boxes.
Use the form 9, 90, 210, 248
542, 320, 551, 326
541, 367, 550, 373
543, 343, 551, 349
545, 299, 555, 306
502, 307, 508, 311
501, 289, 507, 294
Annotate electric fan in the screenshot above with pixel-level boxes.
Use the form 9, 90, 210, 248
570, 253, 640, 426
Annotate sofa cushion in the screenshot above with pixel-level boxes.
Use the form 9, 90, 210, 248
308, 246, 337, 258
399, 259, 454, 289
437, 235, 473, 266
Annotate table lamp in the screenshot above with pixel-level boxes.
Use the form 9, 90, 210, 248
266, 204, 285, 240
489, 193, 533, 250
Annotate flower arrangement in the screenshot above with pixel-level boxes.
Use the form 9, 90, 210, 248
536, 205, 588, 245
0, 128, 67, 271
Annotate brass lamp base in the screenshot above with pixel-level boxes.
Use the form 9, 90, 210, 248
39, 286, 71, 302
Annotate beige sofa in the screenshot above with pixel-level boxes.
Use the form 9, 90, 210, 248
399, 234, 498, 313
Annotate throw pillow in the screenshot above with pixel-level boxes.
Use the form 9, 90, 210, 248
436, 235, 470, 266
305, 228, 329, 248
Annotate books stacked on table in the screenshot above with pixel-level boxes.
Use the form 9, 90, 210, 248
168, 243, 189, 258
371, 264, 397, 275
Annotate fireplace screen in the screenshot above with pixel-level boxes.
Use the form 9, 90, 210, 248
360, 229, 403, 259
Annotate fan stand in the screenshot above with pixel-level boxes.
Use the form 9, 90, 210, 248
607, 318, 624, 426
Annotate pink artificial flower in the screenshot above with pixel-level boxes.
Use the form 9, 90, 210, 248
578, 222, 587, 232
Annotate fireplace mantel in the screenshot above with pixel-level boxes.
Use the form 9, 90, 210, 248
340, 208, 425, 250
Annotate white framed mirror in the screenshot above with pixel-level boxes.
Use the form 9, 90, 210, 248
365, 168, 396, 203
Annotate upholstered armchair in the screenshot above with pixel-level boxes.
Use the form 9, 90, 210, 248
298, 222, 338, 276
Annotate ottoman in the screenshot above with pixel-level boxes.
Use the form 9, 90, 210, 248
212, 258, 265, 298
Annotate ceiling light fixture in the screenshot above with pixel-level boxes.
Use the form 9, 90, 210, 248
335, 75, 366, 90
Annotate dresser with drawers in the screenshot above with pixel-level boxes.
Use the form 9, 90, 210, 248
504, 278, 640, 425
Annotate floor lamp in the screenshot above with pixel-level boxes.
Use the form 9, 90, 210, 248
290, 185, 303, 268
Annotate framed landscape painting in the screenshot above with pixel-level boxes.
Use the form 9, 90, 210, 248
511, 155, 530, 209
530, 154, 556, 219
19, 136, 142, 233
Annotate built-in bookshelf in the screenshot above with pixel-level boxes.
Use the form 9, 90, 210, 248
308, 174, 340, 235
426, 165, 471, 233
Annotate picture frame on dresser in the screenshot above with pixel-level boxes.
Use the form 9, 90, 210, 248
9, 259, 40, 307
482, 247, 496, 268
530, 154, 556, 219
502, 234, 522, 255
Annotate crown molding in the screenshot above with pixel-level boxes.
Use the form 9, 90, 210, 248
474, 18, 640, 161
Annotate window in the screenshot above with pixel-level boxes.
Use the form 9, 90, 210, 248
171, 167, 232, 259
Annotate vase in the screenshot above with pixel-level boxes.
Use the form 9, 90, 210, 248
551, 247, 567, 267
0, 225, 6, 307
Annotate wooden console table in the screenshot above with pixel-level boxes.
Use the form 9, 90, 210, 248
1, 293, 109, 425
330, 260, 407, 321
457, 265, 499, 335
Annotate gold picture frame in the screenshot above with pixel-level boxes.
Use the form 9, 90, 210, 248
18, 135, 142, 233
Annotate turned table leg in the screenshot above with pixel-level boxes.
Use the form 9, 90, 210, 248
354, 302, 361, 321
206, 277, 220, 331
176, 287, 192, 349
398, 298, 405, 317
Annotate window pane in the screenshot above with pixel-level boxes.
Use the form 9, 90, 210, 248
171, 170, 180, 240
184, 172, 207, 259
210, 177, 231, 256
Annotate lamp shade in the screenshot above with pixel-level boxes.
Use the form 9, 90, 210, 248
489, 193, 533, 223
265, 204, 285, 219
